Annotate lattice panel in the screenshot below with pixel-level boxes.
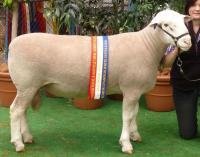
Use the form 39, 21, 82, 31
0, 7, 5, 54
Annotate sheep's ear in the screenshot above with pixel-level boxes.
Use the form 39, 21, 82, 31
149, 21, 159, 29
184, 15, 192, 23
149, 16, 161, 29
152, 23, 158, 29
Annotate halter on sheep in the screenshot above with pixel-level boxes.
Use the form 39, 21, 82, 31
154, 24, 189, 46
8, 9, 192, 154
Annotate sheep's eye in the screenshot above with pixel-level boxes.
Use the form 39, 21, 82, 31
164, 23, 174, 31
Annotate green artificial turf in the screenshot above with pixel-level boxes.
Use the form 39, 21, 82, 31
0, 93, 200, 157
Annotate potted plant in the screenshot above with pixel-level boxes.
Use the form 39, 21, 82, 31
0, 59, 16, 108
0, 0, 34, 107
71, 98, 103, 110
144, 68, 175, 112
0, 1, 17, 107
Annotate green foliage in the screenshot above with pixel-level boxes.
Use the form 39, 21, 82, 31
121, 0, 185, 32
44, 0, 83, 34
3, 0, 186, 35
79, 0, 172, 34
79, 0, 128, 35
122, 0, 170, 32
168, 0, 185, 13
3, 0, 13, 8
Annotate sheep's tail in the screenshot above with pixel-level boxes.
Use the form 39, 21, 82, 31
31, 91, 41, 110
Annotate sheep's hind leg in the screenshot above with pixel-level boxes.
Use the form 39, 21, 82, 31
129, 103, 142, 142
21, 111, 33, 144
21, 91, 40, 144
10, 88, 37, 152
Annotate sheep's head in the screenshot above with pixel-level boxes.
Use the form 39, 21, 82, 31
150, 9, 192, 52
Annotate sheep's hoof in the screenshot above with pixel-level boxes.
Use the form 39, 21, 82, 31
16, 145, 25, 152
11, 140, 25, 152
24, 139, 34, 144
23, 133, 34, 144
130, 133, 142, 142
122, 147, 133, 154
120, 140, 134, 154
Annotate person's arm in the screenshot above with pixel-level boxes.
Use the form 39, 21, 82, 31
163, 47, 179, 68
159, 46, 178, 70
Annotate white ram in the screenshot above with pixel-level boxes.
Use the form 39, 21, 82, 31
8, 9, 192, 154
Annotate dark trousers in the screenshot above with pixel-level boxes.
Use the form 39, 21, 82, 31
172, 86, 199, 139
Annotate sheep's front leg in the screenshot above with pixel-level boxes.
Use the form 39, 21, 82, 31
119, 95, 139, 154
129, 103, 142, 142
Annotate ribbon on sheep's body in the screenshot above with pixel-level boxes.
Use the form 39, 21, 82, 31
88, 36, 109, 100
